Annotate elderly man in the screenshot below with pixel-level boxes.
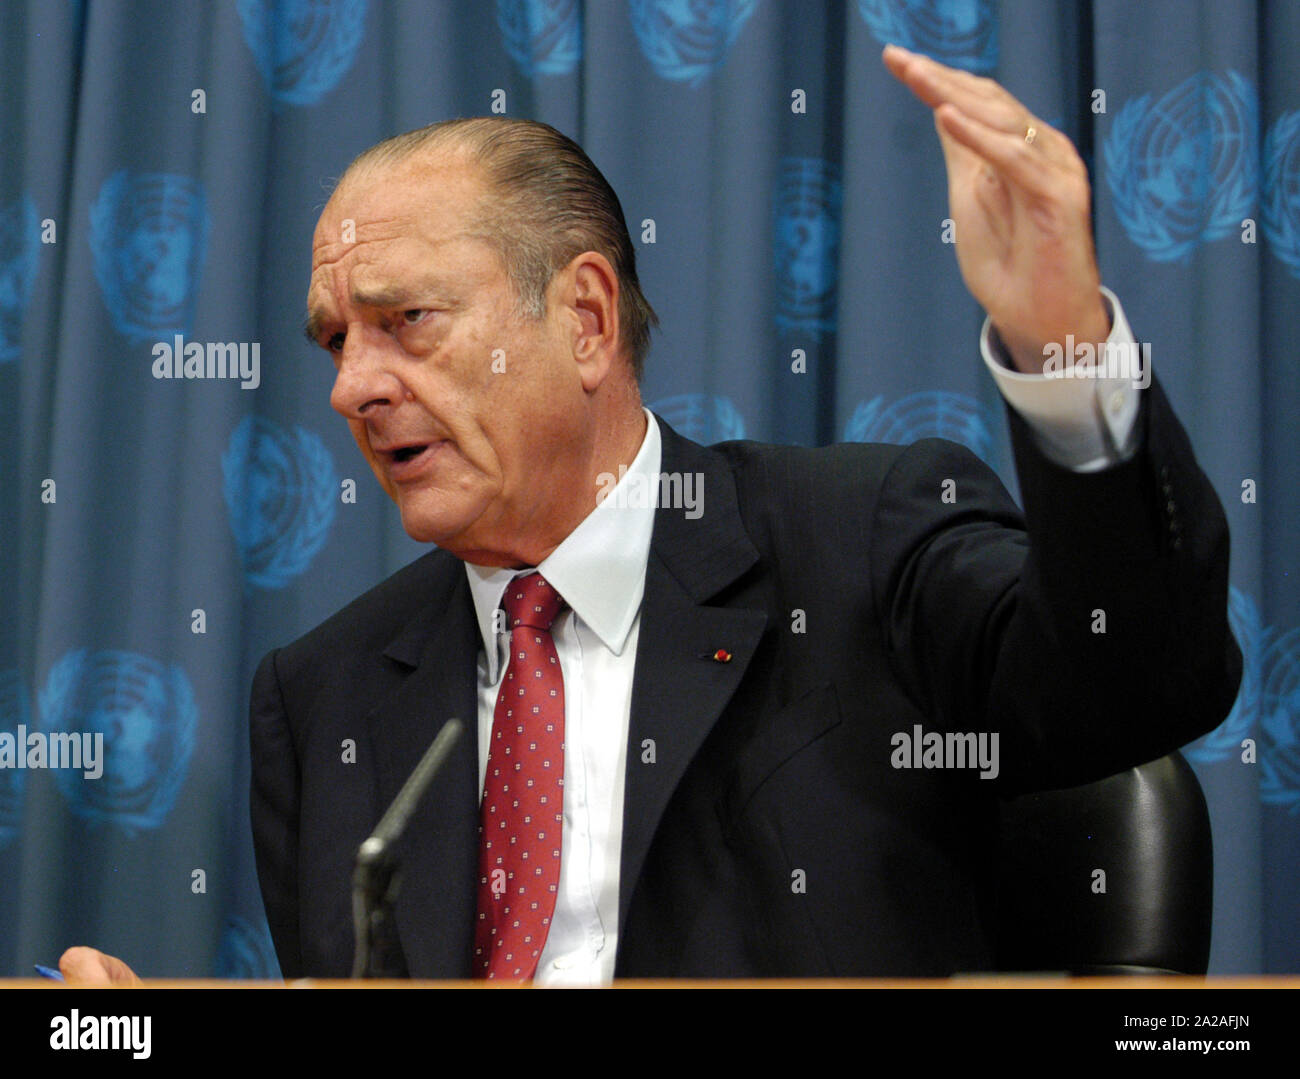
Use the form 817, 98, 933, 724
63, 46, 1240, 984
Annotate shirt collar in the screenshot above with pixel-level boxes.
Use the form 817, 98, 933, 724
465, 409, 662, 683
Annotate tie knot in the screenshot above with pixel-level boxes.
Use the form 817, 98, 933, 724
502, 572, 566, 631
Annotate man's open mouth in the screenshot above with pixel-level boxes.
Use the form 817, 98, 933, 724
381, 440, 448, 480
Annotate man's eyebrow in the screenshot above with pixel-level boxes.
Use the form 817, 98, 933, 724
350, 282, 459, 312
352, 286, 414, 308
302, 289, 409, 346
303, 310, 327, 346
303, 279, 452, 345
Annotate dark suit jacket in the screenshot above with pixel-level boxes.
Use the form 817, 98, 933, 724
250, 377, 1240, 978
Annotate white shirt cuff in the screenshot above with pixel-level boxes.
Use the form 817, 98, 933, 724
980, 287, 1147, 473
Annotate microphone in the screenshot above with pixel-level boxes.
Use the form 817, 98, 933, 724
351, 717, 464, 979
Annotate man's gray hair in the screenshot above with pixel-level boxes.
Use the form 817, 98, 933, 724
344, 117, 658, 379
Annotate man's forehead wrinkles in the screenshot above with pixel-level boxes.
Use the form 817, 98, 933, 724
329, 214, 404, 242
306, 169, 487, 324
311, 228, 462, 275
311, 228, 401, 269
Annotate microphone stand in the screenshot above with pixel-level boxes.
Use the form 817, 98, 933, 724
351, 718, 464, 979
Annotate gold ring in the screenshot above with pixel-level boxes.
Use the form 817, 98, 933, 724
1024, 125, 1038, 145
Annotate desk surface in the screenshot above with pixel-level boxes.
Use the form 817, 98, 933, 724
8, 976, 1299, 988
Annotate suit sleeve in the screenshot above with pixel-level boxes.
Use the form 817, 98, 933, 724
249, 648, 304, 978
870, 375, 1241, 794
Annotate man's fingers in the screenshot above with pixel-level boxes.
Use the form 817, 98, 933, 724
934, 103, 1065, 199
884, 44, 1030, 137
884, 45, 1007, 111
883, 43, 1067, 190
59, 946, 141, 985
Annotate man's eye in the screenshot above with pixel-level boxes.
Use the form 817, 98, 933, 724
327, 332, 346, 352
401, 309, 427, 325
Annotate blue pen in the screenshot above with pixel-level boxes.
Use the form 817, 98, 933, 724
34, 964, 65, 981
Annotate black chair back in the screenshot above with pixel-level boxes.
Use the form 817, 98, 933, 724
995, 751, 1213, 975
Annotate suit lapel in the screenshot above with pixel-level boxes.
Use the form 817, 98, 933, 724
618, 421, 766, 934
363, 554, 480, 977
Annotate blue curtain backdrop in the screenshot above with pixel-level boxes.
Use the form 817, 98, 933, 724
0, 0, 1295, 977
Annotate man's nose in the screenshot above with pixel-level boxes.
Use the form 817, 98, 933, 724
329, 327, 405, 419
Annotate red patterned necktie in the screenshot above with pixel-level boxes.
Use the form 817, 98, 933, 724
473, 572, 567, 980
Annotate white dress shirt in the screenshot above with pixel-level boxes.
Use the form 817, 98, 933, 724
465, 412, 661, 985
464, 290, 1145, 984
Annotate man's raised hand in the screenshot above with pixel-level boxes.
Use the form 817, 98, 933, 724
883, 44, 1111, 372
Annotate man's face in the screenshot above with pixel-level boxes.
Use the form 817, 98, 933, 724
307, 153, 593, 565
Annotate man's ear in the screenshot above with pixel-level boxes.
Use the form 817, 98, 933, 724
563, 251, 622, 392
